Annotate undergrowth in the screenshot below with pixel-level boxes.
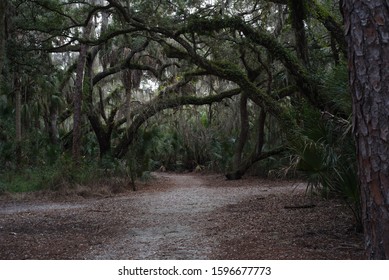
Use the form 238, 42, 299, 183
0, 155, 131, 194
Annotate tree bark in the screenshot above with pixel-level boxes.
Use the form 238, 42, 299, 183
15, 78, 22, 166
81, 46, 114, 158
343, 0, 389, 259
122, 68, 133, 127
230, 93, 249, 179
226, 147, 286, 180
72, 44, 87, 163
255, 108, 267, 155
72, 24, 92, 163
226, 108, 270, 180
289, 0, 310, 66
0, 0, 6, 95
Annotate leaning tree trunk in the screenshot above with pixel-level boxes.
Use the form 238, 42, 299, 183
343, 0, 389, 259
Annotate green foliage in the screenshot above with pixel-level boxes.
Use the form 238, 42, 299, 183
0, 0, 361, 238
288, 104, 361, 229
127, 124, 185, 172
321, 63, 351, 114
0, 97, 14, 167
0, 154, 130, 193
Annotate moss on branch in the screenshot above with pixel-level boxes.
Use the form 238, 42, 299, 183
178, 15, 347, 116
113, 88, 241, 158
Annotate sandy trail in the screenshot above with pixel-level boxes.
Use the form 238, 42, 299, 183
0, 173, 363, 260
82, 173, 289, 259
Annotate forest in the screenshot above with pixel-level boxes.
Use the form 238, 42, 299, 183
0, 0, 388, 259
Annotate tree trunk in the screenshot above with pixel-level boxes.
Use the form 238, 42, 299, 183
15, 78, 22, 165
289, 0, 310, 66
48, 110, 59, 145
72, 45, 87, 163
226, 108, 269, 180
0, 0, 6, 95
88, 112, 112, 158
255, 108, 267, 155
122, 68, 133, 127
72, 24, 92, 163
229, 93, 249, 179
84, 46, 115, 159
343, 0, 389, 259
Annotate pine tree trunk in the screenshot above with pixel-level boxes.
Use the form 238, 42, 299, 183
343, 0, 389, 259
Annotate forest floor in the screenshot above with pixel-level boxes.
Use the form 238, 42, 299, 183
0, 172, 364, 260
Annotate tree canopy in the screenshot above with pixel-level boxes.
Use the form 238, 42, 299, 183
0, 0, 354, 214
1, 0, 388, 259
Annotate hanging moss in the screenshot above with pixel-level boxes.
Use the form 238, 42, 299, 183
201, 59, 301, 145
181, 15, 317, 95
307, 0, 347, 55
184, 15, 243, 35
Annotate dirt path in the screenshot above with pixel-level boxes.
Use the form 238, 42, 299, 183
0, 173, 364, 259
82, 173, 288, 259
83, 173, 218, 259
